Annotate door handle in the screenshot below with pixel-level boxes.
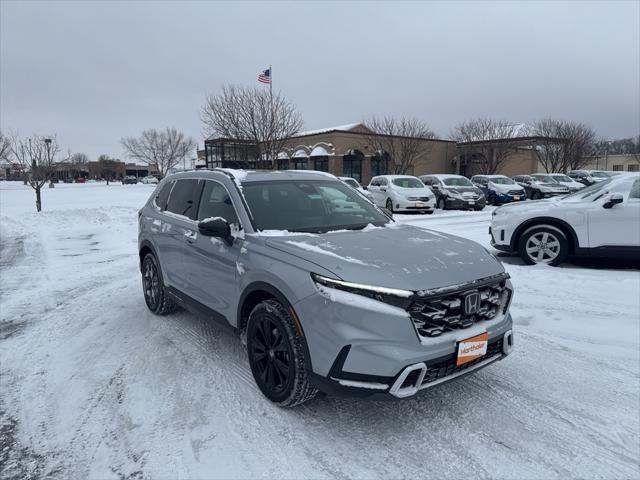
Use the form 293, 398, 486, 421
184, 231, 197, 243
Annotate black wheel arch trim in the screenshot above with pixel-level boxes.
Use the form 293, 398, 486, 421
238, 281, 314, 372
511, 217, 579, 253
139, 239, 158, 270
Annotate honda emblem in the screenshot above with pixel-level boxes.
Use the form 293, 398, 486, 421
463, 291, 480, 316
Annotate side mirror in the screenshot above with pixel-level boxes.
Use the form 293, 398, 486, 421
362, 186, 368, 190
380, 186, 387, 192
198, 217, 233, 244
603, 193, 623, 209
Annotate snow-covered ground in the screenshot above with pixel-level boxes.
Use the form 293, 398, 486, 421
1, 181, 639, 479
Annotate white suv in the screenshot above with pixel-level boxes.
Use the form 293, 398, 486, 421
367, 175, 435, 214
490, 174, 640, 265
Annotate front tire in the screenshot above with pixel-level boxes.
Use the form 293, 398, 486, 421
437, 197, 446, 210
531, 190, 542, 200
517, 225, 568, 266
247, 299, 317, 407
385, 198, 394, 213
142, 253, 177, 315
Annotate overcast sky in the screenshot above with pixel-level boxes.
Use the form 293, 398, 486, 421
1, 1, 638, 159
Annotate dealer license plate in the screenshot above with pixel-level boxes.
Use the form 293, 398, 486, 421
456, 332, 488, 366
415, 202, 424, 207
468, 200, 475, 205
513, 195, 521, 200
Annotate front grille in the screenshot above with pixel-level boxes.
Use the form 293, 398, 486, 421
421, 338, 503, 385
507, 190, 522, 195
408, 196, 430, 201
408, 279, 510, 337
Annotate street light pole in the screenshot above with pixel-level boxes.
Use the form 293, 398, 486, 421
44, 138, 54, 188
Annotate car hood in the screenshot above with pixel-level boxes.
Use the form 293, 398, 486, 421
489, 182, 524, 194
443, 186, 482, 195
264, 224, 504, 291
393, 186, 433, 197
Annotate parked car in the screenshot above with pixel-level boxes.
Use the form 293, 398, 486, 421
471, 175, 526, 205
512, 174, 569, 200
367, 175, 435, 213
75, 177, 86, 183
543, 173, 585, 193
141, 175, 159, 185
122, 176, 138, 185
139, 169, 514, 406
338, 176, 374, 203
490, 174, 640, 265
420, 174, 486, 210
568, 170, 611, 186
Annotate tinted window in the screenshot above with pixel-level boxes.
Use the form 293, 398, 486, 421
155, 181, 173, 210
197, 181, 239, 224
166, 179, 199, 219
443, 177, 473, 187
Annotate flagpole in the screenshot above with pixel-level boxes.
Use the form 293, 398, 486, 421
269, 64, 273, 166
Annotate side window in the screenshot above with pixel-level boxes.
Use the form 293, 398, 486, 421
628, 179, 640, 199
380, 178, 388, 186
154, 181, 173, 211
166, 179, 200, 219
198, 181, 239, 225
421, 177, 432, 186
370, 178, 379, 187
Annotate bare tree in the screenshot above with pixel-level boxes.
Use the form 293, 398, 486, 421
200, 85, 303, 164
69, 152, 88, 164
0, 131, 11, 161
451, 118, 523, 174
10, 134, 59, 211
121, 128, 195, 178
364, 116, 436, 174
530, 119, 596, 172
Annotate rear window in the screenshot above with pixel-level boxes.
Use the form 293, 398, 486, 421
166, 179, 200, 219
392, 177, 423, 188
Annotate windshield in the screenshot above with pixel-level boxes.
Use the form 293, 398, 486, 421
591, 171, 610, 178
565, 178, 613, 199
552, 175, 573, 182
342, 178, 359, 189
442, 177, 473, 187
489, 177, 516, 185
242, 180, 389, 233
392, 177, 424, 188
532, 175, 559, 183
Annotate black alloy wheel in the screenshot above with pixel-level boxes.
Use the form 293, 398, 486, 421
250, 314, 293, 398
141, 253, 176, 315
246, 299, 317, 406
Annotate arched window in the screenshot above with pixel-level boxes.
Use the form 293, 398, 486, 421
292, 149, 308, 170
371, 150, 390, 176
342, 149, 364, 183
310, 145, 331, 172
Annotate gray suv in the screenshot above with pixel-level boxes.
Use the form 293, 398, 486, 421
138, 169, 514, 406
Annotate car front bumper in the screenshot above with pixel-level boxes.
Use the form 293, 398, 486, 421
444, 196, 486, 209
393, 198, 435, 212
492, 192, 525, 204
295, 286, 514, 399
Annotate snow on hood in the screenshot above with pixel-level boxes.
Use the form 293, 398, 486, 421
489, 181, 524, 194
264, 224, 504, 291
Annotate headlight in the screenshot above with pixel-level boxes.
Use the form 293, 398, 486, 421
311, 273, 413, 308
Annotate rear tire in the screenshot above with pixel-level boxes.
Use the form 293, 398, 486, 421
531, 191, 541, 200
517, 225, 568, 266
142, 253, 177, 315
247, 299, 317, 407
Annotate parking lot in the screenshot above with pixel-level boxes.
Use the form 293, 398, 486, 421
1, 181, 639, 479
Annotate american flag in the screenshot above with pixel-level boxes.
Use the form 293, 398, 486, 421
258, 68, 271, 84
